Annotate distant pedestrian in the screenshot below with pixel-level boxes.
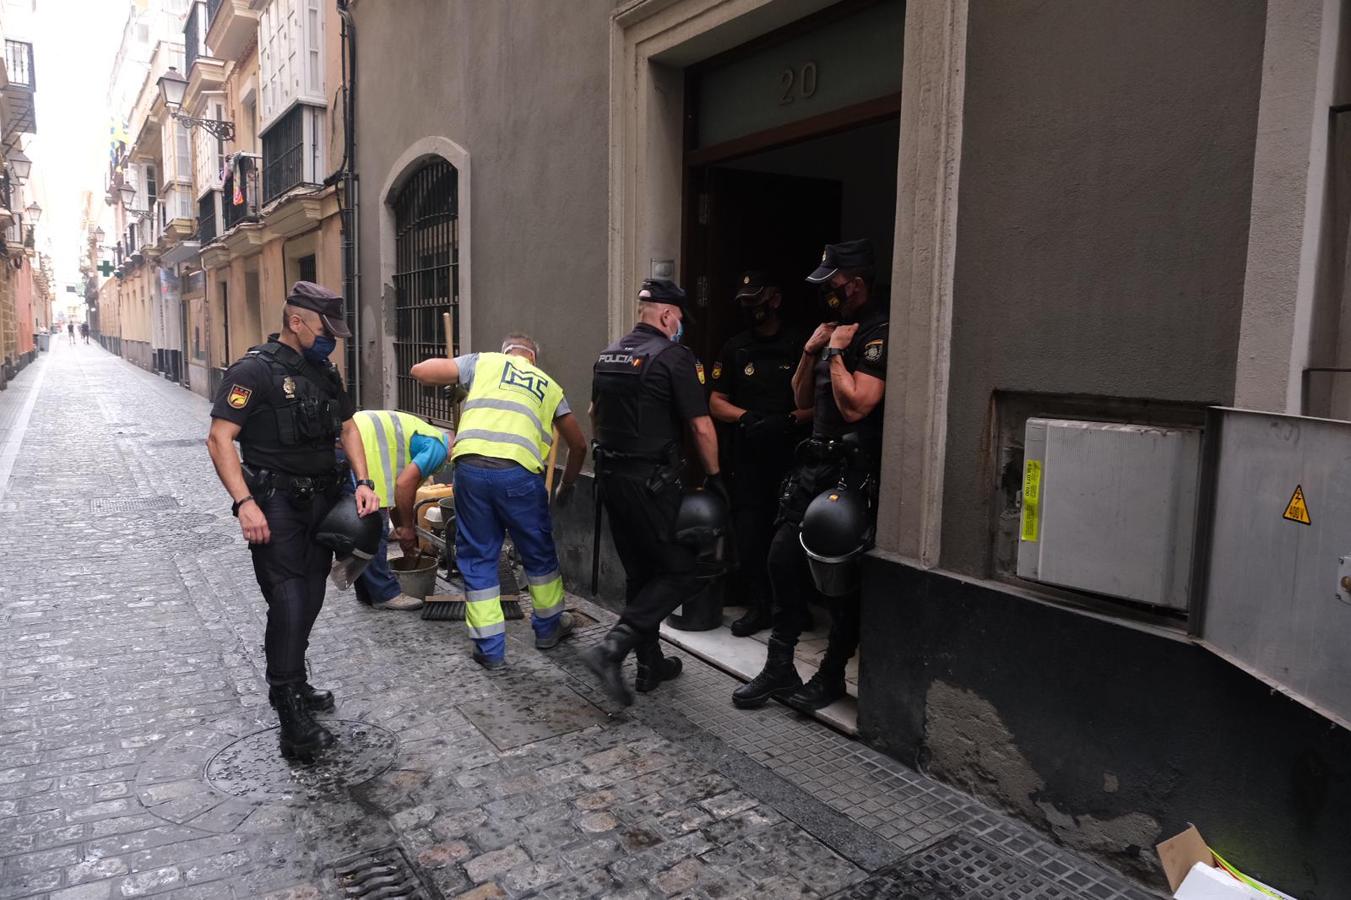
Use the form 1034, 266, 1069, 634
66, 322, 74, 345
205, 281, 379, 762
410, 333, 587, 670
79, 322, 89, 344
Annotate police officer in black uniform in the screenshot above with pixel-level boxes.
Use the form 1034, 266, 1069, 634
206, 282, 379, 760
732, 240, 888, 713
581, 279, 725, 706
708, 271, 812, 636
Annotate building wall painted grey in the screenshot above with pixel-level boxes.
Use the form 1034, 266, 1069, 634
939, 0, 1267, 574
352, 0, 619, 426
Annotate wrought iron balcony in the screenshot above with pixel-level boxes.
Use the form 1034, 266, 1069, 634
184, 2, 206, 73
2, 41, 36, 144
221, 155, 260, 232
206, 0, 221, 24
262, 105, 317, 204
5, 40, 34, 91
197, 190, 218, 245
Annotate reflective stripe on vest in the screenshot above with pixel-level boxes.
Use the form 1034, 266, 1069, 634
452, 353, 564, 474
353, 410, 445, 507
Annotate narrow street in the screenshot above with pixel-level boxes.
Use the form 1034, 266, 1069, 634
0, 343, 1158, 899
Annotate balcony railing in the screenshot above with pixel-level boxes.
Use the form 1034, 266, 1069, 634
197, 191, 218, 245
262, 105, 315, 204
221, 155, 260, 232
5, 41, 34, 91
184, 2, 205, 73
206, 0, 222, 25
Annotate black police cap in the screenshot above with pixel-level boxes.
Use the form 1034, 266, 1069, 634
734, 270, 777, 304
638, 278, 688, 313
287, 281, 351, 337
806, 238, 876, 284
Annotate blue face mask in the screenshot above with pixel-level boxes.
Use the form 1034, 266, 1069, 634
304, 334, 337, 363
672, 319, 685, 344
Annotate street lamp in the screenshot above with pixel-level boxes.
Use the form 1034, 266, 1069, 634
7, 148, 31, 183
23, 202, 40, 224
93, 226, 105, 243
118, 182, 138, 211
158, 67, 235, 141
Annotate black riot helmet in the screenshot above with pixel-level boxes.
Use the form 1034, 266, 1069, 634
799, 485, 875, 597
674, 489, 728, 549
319, 494, 387, 590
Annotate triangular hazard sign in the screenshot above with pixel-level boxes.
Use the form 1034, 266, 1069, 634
1283, 485, 1311, 525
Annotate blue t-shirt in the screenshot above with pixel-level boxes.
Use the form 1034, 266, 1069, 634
409, 432, 449, 476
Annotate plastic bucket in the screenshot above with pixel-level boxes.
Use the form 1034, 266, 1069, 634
390, 553, 438, 599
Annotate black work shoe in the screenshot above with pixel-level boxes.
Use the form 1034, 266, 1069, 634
634, 640, 682, 693
785, 670, 847, 712
535, 612, 575, 650
472, 649, 507, 671
580, 624, 642, 707
729, 605, 772, 637
297, 682, 334, 712
270, 684, 335, 763
732, 638, 801, 709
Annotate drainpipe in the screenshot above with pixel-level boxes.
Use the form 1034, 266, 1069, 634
337, 0, 360, 404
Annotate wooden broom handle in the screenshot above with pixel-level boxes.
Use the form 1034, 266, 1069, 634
544, 427, 560, 495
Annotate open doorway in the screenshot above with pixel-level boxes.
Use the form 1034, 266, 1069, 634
665, 0, 903, 734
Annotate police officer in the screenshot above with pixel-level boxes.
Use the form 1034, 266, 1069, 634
732, 240, 887, 713
709, 271, 812, 636
581, 279, 724, 706
410, 334, 588, 669
206, 282, 379, 760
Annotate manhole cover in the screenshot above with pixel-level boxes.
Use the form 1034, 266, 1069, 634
326, 846, 432, 899
205, 720, 399, 801
88, 495, 180, 513
459, 682, 608, 751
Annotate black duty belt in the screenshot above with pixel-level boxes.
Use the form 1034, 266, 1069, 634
243, 464, 347, 503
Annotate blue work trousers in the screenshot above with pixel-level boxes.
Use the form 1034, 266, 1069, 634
340, 477, 402, 605
452, 460, 566, 661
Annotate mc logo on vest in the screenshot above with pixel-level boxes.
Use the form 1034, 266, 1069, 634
500, 361, 548, 401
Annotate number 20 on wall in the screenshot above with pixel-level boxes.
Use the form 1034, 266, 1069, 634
779, 61, 819, 104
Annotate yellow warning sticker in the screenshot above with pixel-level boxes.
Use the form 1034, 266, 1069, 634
1020, 459, 1042, 542
1283, 485, 1311, 525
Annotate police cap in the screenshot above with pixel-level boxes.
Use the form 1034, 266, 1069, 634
734, 270, 777, 304
638, 278, 688, 313
287, 281, 351, 337
806, 238, 876, 284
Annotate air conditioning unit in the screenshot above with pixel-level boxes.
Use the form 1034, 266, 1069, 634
1016, 418, 1201, 611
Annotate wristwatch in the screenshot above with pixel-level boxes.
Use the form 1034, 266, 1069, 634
824, 347, 846, 359
355, 479, 376, 490
231, 495, 255, 517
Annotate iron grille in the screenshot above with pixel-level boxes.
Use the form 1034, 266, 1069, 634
222, 156, 258, 231
261, 105, 308, 203
0, 176, 10, 213
197, 191, 218, 244
206, 0, 222, 25
5, 41, 33, 90
392, 159, 459, 426
184, 2, 205, 73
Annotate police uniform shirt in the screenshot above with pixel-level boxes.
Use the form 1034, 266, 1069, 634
592, 324, 709, 452
710, 327, 805, 416
210, 340, 355, 475
812, 305, 888, 445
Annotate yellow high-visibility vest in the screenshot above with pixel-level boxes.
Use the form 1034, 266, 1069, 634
452, 352, 564, 474
353, 410, 445, 507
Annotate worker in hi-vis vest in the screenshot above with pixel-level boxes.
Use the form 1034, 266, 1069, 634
410, 333, 587, 669
345, 409, 452, 611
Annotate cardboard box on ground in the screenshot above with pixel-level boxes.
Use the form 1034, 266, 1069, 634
1156, 826, 1297, 900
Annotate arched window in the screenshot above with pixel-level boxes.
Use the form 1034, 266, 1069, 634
392, 158, 459, 424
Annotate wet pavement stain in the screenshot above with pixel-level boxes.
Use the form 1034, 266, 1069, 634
206, 720, 399, 802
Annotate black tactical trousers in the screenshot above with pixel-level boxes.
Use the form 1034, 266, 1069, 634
248, 489, 338, 686
730, 442, 794, 608
600, 468, 698, 637
767, 459, 860, 668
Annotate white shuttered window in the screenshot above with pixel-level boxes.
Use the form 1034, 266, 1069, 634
257, 0, 324, 130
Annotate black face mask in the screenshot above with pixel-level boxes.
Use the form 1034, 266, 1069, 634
741, 303, 771, 329
819, 283, 848, 322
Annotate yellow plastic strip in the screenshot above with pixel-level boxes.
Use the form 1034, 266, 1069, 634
1210, 847, 1286, 899
1020, 459, 1042, 542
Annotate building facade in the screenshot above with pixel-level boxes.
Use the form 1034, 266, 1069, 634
0, 0, 39, 389
348, 1, 1351, 896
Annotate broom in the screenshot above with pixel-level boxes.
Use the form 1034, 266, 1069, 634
422, 311, 465, 622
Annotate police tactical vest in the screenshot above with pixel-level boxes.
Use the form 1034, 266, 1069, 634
592, 327, 682, 459
451, 352, 565, 474
353, 410, 445, 507
240, 340, 343, 462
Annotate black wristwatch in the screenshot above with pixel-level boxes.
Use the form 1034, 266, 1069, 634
823, 347, 846, 359
354, 479, 375, 490
231, 495, 255, 517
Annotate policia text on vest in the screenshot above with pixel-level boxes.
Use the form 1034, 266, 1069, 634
410, 337, 588, 668
205, 282, 380, 762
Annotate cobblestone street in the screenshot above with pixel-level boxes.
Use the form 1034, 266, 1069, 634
0, 343, 1163, 899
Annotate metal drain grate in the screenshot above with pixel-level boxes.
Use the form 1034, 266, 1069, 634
329, 847, 431, 899
144, 438, 203, 448
828, 832, 1078, 899
88, 496, 181, 513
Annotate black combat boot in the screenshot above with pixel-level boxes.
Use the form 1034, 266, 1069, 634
580, 624, 643, 706
729, 603, 772, 637
634, 639, 682, 693
784, 665, 847, 712
270, 684, 335, 762
732, 637, 802, 709
297, 682, 334, 712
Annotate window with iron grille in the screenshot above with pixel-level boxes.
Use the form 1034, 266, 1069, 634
261, 104, 320, 203
392, 159, 459, 426
198, 190, 218, 244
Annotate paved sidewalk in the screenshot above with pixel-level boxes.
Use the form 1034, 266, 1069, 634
0, 342, 1164, 899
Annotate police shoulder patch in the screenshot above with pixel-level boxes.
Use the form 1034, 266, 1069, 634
695, 361, 706, 385
227, 385, 252, 409
863, 339, 884, 362
711, 362, 723, 380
